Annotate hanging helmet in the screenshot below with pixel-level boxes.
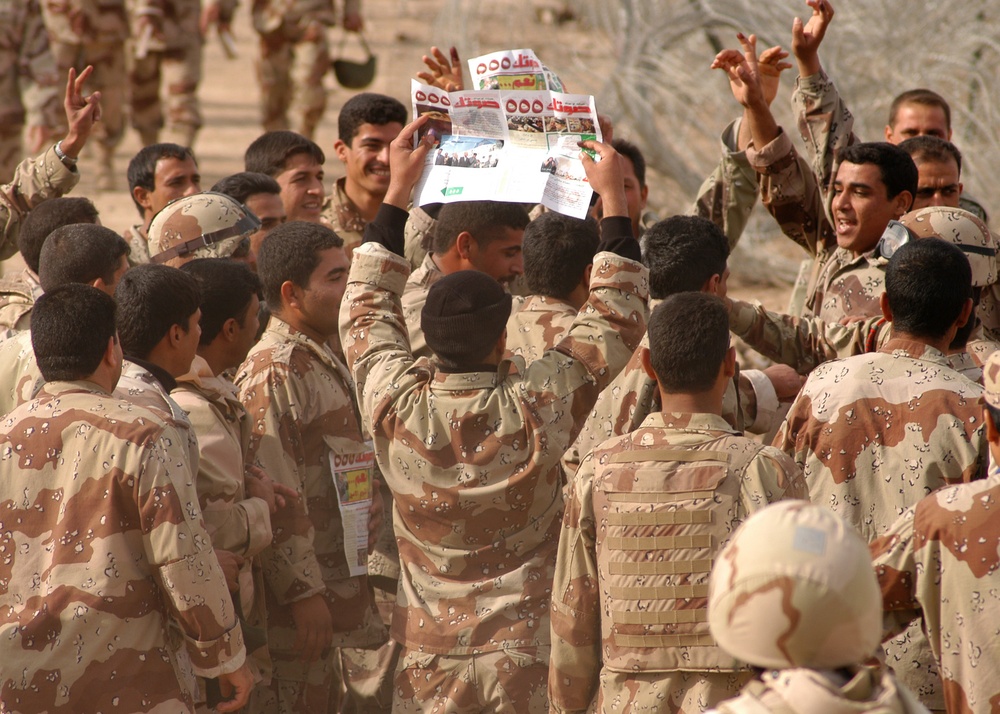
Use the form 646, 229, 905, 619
708, 501, 882, 670
148, 192, 260, 267
900, 206, 997, 287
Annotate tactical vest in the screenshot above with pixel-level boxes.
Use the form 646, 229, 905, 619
592, 435, 763, 673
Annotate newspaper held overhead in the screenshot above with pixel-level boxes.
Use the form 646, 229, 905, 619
411, 49, 601, 219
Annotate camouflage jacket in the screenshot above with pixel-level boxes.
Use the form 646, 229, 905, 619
505, 293, 577, 364
321, 176, 365, 259
400, 250, 441, 360
746, 128, 886, 323
549, 411, 807, 713
0, 0, 61, 131
123, 221, 151, 266
0, 144, 80, 261
871, 470, 1000, 714
0, 380, 245, 711
236, 316, 385, 667
340, 240, 648, 655
40, 0, 130, 45
0, 328, 43, 416
125, 0, 201, 52
0, 267, 42, 334
251, 0, 357, 34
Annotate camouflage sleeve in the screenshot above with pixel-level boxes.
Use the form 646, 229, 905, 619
745, 127, 833, 257
738, 445, 809, 514
171, 389, 273, 559
770, 386, 811, 470
869, 507, 922, 642
141, 431, 247, 677
240, 365, 327, 605
791, 70, 857, 220
548, 454, 601, 714
738, 369, 778, 435
0, 145, 80, 260
688, 117, 758, 250
729, 298, 881, 374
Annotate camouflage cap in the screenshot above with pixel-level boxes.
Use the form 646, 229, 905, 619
900, 206, 997, 287
983, 351, 1000, 408
708, 501, 882, 670
148, 192, 261, 266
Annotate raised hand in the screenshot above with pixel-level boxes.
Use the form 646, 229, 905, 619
59, 65, 102, 161
417, 46, 464, 92
792, 0, 834, 77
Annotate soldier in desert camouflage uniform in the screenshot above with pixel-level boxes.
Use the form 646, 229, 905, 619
340, 119, 647, 713
40, 0, 128, 188
0, 284, 253, 712
549, 293, 807, 714
236, 221, 385, 714
706, 501, 927, 714
871, 350, 1000, 714
0, 0, 62, 181
774, 237, 990, 712
147, 190, 261, 268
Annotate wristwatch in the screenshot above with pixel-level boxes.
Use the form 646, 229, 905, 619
54, 140, 77, 169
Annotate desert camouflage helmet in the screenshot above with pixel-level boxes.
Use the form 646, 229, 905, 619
148, 192, 261, 266
900, 206, 997, 287
708, 501, 882, 670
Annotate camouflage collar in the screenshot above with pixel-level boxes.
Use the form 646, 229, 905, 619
639, 411, 738, 435
333, 176, 368, 234
175, 355, 241, 405
265, 316, 353, 385
42, 379, 113, 398
877, 337, 951, 365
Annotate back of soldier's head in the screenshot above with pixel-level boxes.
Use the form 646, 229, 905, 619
18, 197, 100, 274
647, 292, 729, 393
32, 284, 117, 382
338, 93, 407, 144
898, 135, 962, 174
181, 258, 262, 345
211, 171, 282, 204
421, 270, 512, 368
838, 142, 918, 201
709, 501, 882, 670
245, 131, 325, 178
115, 264, 201, 360
641, 216, 729, 300
885, 237, 972, 340
127, 143, 196, 212
257, 221, 343, 308
39, 224, 130, 292
522, 213, 598, 299
432, 201, 530, 255
612, 138, 646, 189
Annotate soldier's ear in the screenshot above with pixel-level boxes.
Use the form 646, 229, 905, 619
455, 231, 475, 261
334, 139, 350, 164
222, 317, 240, 341
879, 291, 893, 322
639, 347, 656, 380
133, 185, 153, 213
722, 346, 737, 379
280, 280, 302, 311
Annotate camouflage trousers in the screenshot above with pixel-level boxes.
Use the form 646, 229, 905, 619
596, 670, 751, 713
247, 650, 341, 714
50, 40, 126, 152
392, 645, 550, 714
128, 39, 203, 148
256, 25, 329, 139
338, 573, 400, 714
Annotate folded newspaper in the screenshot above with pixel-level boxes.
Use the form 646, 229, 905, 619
411, 49, 602, 219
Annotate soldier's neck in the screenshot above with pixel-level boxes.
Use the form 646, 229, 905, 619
658, 390, 722, 417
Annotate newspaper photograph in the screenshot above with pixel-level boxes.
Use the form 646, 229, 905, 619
326, 437, 374, 577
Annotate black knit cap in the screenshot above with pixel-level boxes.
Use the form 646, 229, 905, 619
421, 270, 513, 364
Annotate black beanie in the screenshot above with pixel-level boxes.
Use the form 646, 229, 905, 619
421, 270, 513, 364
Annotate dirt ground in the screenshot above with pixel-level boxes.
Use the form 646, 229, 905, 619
20, 0, 797, 312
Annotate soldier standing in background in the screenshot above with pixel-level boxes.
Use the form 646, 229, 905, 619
40, 0, 128, 189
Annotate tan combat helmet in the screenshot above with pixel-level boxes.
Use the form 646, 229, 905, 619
901, 206, 997, 287
707, 501, 882, 670
148, 192, 261, 268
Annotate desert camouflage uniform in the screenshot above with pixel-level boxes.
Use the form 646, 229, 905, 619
0, 380, 246, 711
403, 204, 436, 271
252, 0, 358, 138
0, 143, 80, 261
321, 175, 366, 258
549, 411, 806, 713
399, 251, 441, 360
236, 315, 386, 712
172, 354, 273, 683
774, 338, 989, 711
41, 0, 128, 172
126, 0, 203, 147
123, 221, 152, 265
339, 235, 648, 713
0, 266, 43, 334
0, 0, 61, 181
0, 329, 43, 416
505, 294, 577, 363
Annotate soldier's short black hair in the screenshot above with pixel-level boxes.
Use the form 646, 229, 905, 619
18, 197, 100, 274
39, 224, 130, 292
257, 221, 343, 308
338, 93, 407, 144
838, 142, 918, 203
898, 135, 963, 174
612, 138, 646, 189
432, 201, 530, 255
210, 171, 282, 204
647, 292, 730, 394
641, 215, 729, 300
886, 237, 972, 340
522, 212, 599, 299
244, 131, 325, 178
116, 264, 202, 360
181, 258, 263, 345
889, 89, 951, 133
127, 143, 197, 214
32, 284, 117, 382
